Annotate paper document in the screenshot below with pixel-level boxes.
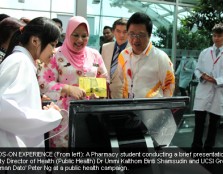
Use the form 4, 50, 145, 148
79, 77, 107, 97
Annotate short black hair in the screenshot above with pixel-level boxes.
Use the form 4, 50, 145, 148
212, 23, 223, 34
103, 26, 112, 31
127, 12, 153, 36
52, 18, 63, 27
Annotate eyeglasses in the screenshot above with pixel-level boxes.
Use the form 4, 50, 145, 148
71, 34, 89, 40
128, 33, 147, 39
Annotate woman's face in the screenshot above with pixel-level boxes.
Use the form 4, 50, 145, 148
70, 23, 89, 52
39, 41, 57, 65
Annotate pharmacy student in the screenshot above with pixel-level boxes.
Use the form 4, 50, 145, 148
191, 23, 223, 153
0, 17, 63, 147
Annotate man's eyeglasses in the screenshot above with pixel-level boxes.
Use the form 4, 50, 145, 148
128, 33, 147, 39
71, 34, 89, 40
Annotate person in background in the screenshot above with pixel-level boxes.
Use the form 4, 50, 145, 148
99, 26, 114, 53
101, 18, 129, 98
61, 32, 66, 42
0, 17, 25, 64
118, 12, 175, 99
175, 56, 196, 96
37, 16, 108, 147
0, 17, 62, 147
191, 23, 223, 153
52, 18, 64, 47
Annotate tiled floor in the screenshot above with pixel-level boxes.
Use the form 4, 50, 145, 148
169, 114, 223, 174
170, 114, 223, 148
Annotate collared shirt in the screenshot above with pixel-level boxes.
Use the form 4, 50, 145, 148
193, 44, 223, 115
213, 44, 223, 53
0, 46, 62, 147
118, 42, 175, 98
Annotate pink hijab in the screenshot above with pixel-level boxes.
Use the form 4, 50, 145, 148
60, 16, 90, 69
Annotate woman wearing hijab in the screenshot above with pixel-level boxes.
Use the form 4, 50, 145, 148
37, 16, 108, 147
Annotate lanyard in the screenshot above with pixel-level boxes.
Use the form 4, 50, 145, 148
128, 53, 142, 98
128, 56, 135, 98
211, 50, 223, 65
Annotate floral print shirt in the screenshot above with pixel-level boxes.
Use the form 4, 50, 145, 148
38, 47, 107, 107
37, 47, 107, 147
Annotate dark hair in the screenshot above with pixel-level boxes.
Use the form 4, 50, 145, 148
212, 23, 223, 34
127, 12, 153, 36
52, 18, 63, 27
0, 13, 10, 22
0, 17, 25, 46
103, 26, 112, 31
112, 18, 128, 30
5, 17, 60, 58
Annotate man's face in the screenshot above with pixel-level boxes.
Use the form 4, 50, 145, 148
128, 24, 150, 55
212, 32, 223, 48
55, 22, 63, 32
103, 28, 113, 42
113, 25, 128, 45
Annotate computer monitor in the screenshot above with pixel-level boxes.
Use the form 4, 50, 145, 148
68, 97, 189, 150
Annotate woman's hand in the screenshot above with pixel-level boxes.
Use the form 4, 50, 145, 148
69, 86, 86, 100
63, 85, 86, 100
89, 93, 99, 99
43, 102, 61, 111
41, 94, 51, 101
